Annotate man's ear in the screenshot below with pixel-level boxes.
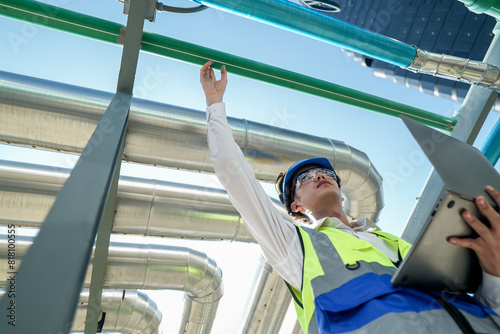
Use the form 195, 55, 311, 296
290, 200, 302, 213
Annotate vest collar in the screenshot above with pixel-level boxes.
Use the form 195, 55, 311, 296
314, 216, 381, 232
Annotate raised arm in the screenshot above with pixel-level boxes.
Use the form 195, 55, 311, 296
200, 60, 304, 288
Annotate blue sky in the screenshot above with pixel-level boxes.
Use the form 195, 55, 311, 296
1, 0, 499, 332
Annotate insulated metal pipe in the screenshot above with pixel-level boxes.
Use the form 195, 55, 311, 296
0, 71, 384, 221
0, 0, 455, 129
0, 159, 274, 242
0, 289, 162, 334
0, 159, 294, 333
0, 235, 223, 334
291, 321, 305, 334
76, 290, 162, 334
239, 256, 291, 334
407, 47, 500, 91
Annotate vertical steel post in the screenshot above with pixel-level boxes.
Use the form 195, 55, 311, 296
84, 0, 149, 333
0, 0, 150, 332
0, 90, 131, 333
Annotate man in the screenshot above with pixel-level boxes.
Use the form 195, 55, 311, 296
200, 59, 500, 333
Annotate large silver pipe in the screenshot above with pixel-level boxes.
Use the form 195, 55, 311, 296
0, 70, 383, 221
0, 159, 293, 333
0, 289, 162, 334
407, 46, 500, 91
291, 321, 305, 334
0, 235, 223, 334
239, 256, 291, 334
75, 289, 161, 334
0, 159, 291, 241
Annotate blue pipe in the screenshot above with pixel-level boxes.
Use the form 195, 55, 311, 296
482, 117, 500, 166
194, 0, 416, 67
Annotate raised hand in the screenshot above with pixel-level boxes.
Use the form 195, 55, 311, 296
200, 59, 227, 106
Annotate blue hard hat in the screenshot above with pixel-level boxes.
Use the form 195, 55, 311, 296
276, 157, 335, 205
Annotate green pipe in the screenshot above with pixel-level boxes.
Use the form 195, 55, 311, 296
0, 0, 120, 43
0, 0, 456, 130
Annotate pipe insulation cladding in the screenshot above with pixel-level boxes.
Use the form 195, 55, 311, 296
0, 234, 223, 334
0, 159, 299, 333
0, 70, 384, 221
0, 159, 278, 242
0, 289, 162, 333
407, 47, 500, 91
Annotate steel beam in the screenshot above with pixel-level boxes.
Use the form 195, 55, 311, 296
0, 89, 131, 333
84, 0, 148, 333
116, 0, 149, 94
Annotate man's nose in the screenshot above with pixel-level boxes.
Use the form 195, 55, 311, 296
315, 171, 327, 181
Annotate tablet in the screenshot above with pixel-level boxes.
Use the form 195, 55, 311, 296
393, 115, 500, 292
391, 190, 489, 292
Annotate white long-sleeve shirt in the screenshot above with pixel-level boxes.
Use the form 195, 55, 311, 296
206, 102, 500, 314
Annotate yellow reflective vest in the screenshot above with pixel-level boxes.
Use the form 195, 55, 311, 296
286, 225, 500, 334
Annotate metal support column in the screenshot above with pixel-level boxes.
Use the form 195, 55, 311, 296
0, 90, 130, 333
0, 1, 149, 333
84, 0, 149, 333
401, 22, 500, 243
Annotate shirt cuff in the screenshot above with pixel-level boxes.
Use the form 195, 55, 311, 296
479, 271, 500, 306
206, 102, 226, 120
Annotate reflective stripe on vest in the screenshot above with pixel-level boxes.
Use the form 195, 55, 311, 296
302, 227, 399, 334
306, 227, 397, 297
294, 226, 500, 334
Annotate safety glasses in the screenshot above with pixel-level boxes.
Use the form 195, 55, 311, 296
295, 168, 337, 188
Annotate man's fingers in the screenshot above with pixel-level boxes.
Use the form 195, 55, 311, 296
200, 59, 214, 80
200, 61, 210, 75
203, 59, 214, 69
486, 186, 500, 207
448, 236, 477, 251
449, 189, 500, 276
448, 210, 489, 250
462, 209, 495, 243
476, 193, 500, 230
